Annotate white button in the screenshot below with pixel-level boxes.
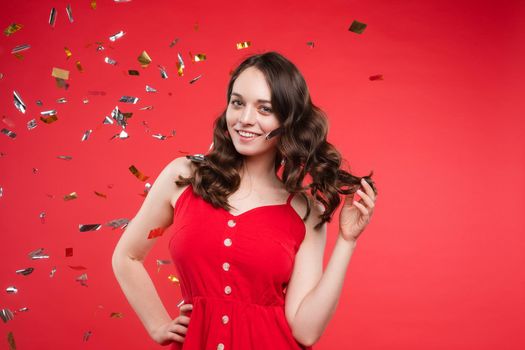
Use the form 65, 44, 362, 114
227, 219, 236, 227
222, 262, 230, 271
222, 315, 229, 324
224, 238, 232, 247
217, 343, 225, 350
224, 285, 231, 295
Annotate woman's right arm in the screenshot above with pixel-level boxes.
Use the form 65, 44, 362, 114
111, 156, 191, 344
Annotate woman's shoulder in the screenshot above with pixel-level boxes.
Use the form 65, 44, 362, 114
167, 156, 196, 208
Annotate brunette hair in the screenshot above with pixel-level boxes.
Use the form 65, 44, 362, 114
176, 51, 377, 230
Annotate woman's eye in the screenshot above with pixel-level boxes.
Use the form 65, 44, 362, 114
260, 106, 273, 113
231, 100, 242, 107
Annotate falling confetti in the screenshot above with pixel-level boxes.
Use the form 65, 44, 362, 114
64, 47, 72, 59
68, 265, 87, 270
7, 331, 16, 350
306, 41, 315, 48
189, 75, 202, 84
28, 248, 49, 260
109, 30, 125, 42
236, 41, 251, 49
129, 165, 149, 181
145, 85, 157, 92
191, 53, 206, 62
13, 91, 26, 114
66, 4, 74, 23
94, 191, 107, 198
176, 53, 185, 76
110, 312, 123, 318
1, 309, 14, 323
79, 224, 102, 232
76, 273, 88, 286
169, 38, 179, 47
83, 330, 92, 342
349, 20, 367, 34
6, 286, 18, 294
11, 44, 31, 54
90, 0, 97, 9
63, 192, 78, 200
186, 154, 206, 163
4, 23, 23, 36
138, 50, 152, 68
369, 74, 384, 81
168, 275, 179, 283
106, 218, 129, 229
1, 129, 16, 139
128, 69, 139, 76
119, 96, 139, 104
65, 248, 73, 257
104, 56, 117, 65
76, 60, 83, 72
49, 7, 57, 27
158, 65, 168, 79
81, 129, 92, 141
15, 268, 34, 276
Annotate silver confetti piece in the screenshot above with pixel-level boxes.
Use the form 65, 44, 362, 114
110, 106, 126, 127
186, 154, 206, 163
119, 96, 139, 104
56, 97, 67, 103
1, 129, 16, 139
57, 155, 73, 160
79, 224, 101, 232
41, 110, 57, 116
152, 134, 168, 140
66, 4, 74, 23
76, 273, 88, 286
16, 268, 34, 276
158, 65, 168, 79
104, 57, 117, 65
6, 286, 18, 294
189, 75, 202, 84
145, 85, 157, 92
139, 105, 153, 110
11, 44, 31, 54
50, 266, 57, 277
0, 309, 14, 323
13, 91, 26, 114
109, 30, 125, 42
118, 129, 129, 139
83, 330, 92, 342
49, 7, 57, 27
36, 100, 43, 106
18, 307, 29, 312
28, 248, 49, 259
81, 130, 92, 141
27, 119, 37, 130
105, 218, 129, 229
103, 116, 113, 125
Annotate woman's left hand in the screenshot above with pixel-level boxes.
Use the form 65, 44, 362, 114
339, 178, 377, 243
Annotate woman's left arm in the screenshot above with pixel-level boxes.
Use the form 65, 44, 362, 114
286, 178, 377, 346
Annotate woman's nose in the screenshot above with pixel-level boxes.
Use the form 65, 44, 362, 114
239, 105, 256, 124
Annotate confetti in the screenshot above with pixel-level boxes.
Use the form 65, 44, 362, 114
191, 53, 206, 62
39, 211, 46, 223
129, 165, 149, 181
64, 47, 72, 59
7, 331, 15, 350
63, 192, 78, 201
26, 119, 36, 131
57, 97, 67, 103
169, 38, 179, 47
158, 65, 168, 79
76, 273, 88, 286
1, 129, 16, 139
306, 41, 315, 48
57, 155, 73, 160
119, 96, 139, 104
369, 74, 383, 81
49, 8, 57, 27
109, 106, 128, 127
68, 265, 87, 270
41, 110, 57, 117
168, 275, 179, 283
50, 267, 57, 277
66, 4, 74, 23
6, 286, 18, 294
1, 309, 14, 323
76, 61, 84, 72
65, 248, 73, 257
157, 259, 171, 272
106, 218, 129, 229
147, 227, 167, 239
40, 114, 57, 123
28, 248, 49, 260
109, 30, 125, 42
94, 191, 107, 198
186, 154, 206, 163
79, 224, 101, 232
349, 20, 367, 34
236, 41, 251, 50
11, 44, 31, 54
145, 85, 157, 92
189, 75, 202, 84
81, 129, 92, 141
128, 69, 139, 76
138, 50, 152, 68
104, 56, 117, 65
90, 1, 97, 9
15, 268, 34, 276
4, 24, 22, 36
55, 77, 69, 89
139, 105, 153, 110
83, 330, 92, 342
152, 133, 173, 140
176, 53, 185, 76
13, 91, 26, 114
110, 312, 123, 318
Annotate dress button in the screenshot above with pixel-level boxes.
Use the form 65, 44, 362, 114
217, 343, 225, 350
222, 262, 230, 271
224, 238, 232, 247
222, 315, 229, 324
227, 219, 236, 227
224, 285, 232, 295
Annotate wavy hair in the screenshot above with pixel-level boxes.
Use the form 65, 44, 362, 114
175, 51, 377, 230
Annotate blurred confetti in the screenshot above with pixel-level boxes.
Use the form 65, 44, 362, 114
68, 265, 87, 270
49, 7, 57, 27
369, 74, 384, 81
106, 218, 129, 229
65, 248, 73, 257
145, 85, 157, 92
349, 19, 367, 34
76, 273, 88, 286
6, 286, 18, 294
129, 165, 149, 181
29, 248, 49, 260
66, 4, 74, 23
7, 331, 16, 350
4, 23, 22, 36
79, 224, 102, 232
52, 67, 69, 80
176, 53, 185, 76
13, 91, 26, 114
64, 192, 78, 200
168, 275, 179, 283
236, 41, 251, 49
189, 75, 202, 84
11, 44, 31, 54
109, 30, 125, 42
110, 312, 123, 318
64, 47, 72, 59
15, 268, 34, 276
105, 56, 117, 65
83, 330, 92, 342
119, 96, 139, 104
191, 52, 206, 62
306, 41, 315, 48
1, 309, 14, 323
138, 50, 152, 68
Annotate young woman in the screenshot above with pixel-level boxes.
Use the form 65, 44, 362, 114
112, 51, 378, 350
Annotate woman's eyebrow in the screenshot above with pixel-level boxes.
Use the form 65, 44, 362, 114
231, 92, 271, 104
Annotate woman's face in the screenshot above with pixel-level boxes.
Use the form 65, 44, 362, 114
226, 66, 281, 157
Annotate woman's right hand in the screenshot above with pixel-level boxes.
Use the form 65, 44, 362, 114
151, 303, 193, 345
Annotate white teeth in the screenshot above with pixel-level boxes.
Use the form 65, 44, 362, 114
238, 130, 258, 137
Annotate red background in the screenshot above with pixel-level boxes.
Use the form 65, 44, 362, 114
1, 0, 524, 349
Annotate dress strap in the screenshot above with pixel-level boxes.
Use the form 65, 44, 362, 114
286, 192, 295, 205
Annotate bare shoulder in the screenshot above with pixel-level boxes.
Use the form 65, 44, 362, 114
168, 156, 195, 208
289, 191, 326, 230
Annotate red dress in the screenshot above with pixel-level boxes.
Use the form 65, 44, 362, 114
168, 184, 312, 350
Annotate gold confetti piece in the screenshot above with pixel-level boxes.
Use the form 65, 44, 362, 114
138, 50, 152, 68
65, 248, 73, 257
76, 61, 83, 72
90, 1, 97, 10
66, 4, 74, 23
369, 74, 383, 81
168, 275, 179, 283
79, 224, 101, 232
68, 265, 87, 270
236, 41, 251, 50
15, 268, 34, 275
11, 44, 31, 54
1, 309, 14, 323
57, 155, 72, 160
109, 30, 125, 42
83, 330, 92, 342
49, 8, 57, 27
147, 227, 167, 239
128, 70, 139, 76
40, 114, 58, 124
169, 38, 179, 47
191, 52, 206, 62
94, 191, 107, 198
110, 312, 123, 318
306, 41, 315, 48
176, 53, 185, 76
4, 23, 22, 36
64, 47, 72, 59
189, 75, 202, 84
349, 20, 367, 34
7, 331, 16, 350
129, 165, 149, 181
13, 91, 26, 113
64, 192, 78, 200
6, 286, 18, 294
